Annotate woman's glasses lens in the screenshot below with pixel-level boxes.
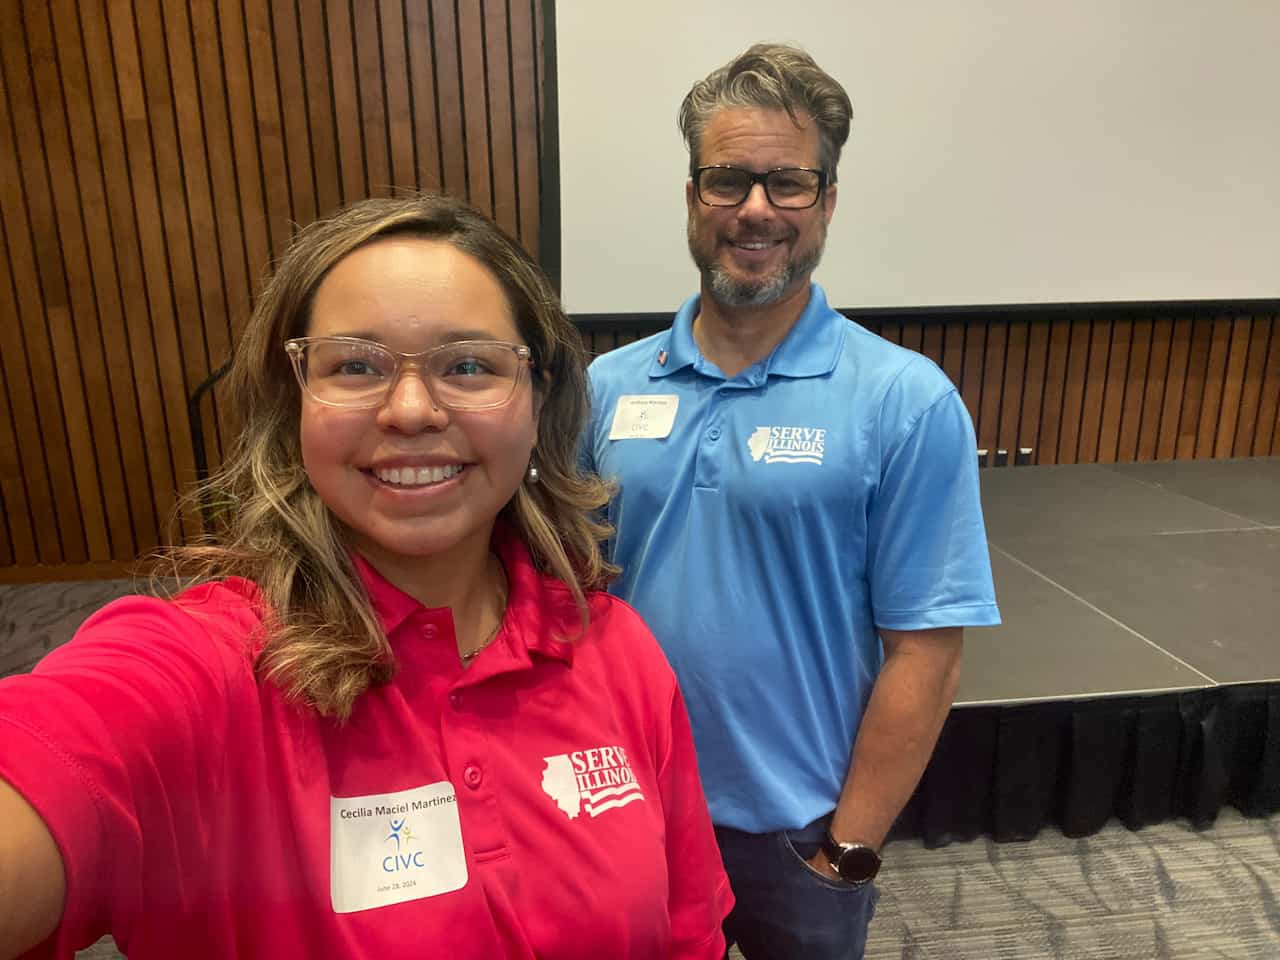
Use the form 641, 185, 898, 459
292, 339, 525, 409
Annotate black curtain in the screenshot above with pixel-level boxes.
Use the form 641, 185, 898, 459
895, 682, 1280, 847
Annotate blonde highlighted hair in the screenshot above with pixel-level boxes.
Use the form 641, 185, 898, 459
168, 194, 616, 720
679, 42, 853, 182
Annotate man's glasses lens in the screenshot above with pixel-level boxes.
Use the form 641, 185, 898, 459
290, 338, 528, 409
696, 167, 824, 209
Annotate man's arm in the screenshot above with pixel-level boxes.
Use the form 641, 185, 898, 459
808, 626, 962, 877
0, 775, 66, 957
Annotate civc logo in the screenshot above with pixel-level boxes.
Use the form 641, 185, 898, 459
382, 817, 426, 873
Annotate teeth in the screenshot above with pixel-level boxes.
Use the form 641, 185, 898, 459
735, 240, 776, 250
375, 464, 464, 486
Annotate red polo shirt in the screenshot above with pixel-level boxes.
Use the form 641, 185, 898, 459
0, 529, 731, 958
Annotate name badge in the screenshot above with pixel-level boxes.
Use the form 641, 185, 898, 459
330, 781, 467, 914
608, 395, 679, 440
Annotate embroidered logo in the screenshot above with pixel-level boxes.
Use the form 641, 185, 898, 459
747, 426, 827, 465
540, 745, 645, 819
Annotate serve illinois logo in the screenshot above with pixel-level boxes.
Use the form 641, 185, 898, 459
747, 425, 827, 465
382, 816, 425, 873
540, 745, 645, 819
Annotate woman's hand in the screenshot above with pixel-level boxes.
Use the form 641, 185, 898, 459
0, 777, 65, 958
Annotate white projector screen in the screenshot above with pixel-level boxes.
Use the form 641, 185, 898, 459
553, 1, 1280, 313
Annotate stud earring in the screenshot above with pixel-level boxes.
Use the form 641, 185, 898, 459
526, 462, 540, 484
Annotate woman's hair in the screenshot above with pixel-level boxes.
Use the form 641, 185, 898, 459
168, 194, 616, 720
678, 42, 853, 182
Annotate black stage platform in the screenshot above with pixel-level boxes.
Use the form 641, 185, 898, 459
899, 457, 1280, 846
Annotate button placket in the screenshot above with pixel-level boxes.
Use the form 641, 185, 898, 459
440, 672, 511, 857
694, 387, 729, 490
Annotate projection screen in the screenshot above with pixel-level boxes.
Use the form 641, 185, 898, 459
552, 1, 1280, 314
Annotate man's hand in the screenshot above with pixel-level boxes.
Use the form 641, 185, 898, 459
806, 849, 842, 882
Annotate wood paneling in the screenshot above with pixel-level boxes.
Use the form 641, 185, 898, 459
910, 310, 1280, 463
1158, 318, 1192, 461
1, 0, 545, 580
995, 320, 1027, 460
2, 3, 92, 564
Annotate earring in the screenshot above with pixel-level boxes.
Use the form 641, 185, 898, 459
526, 462, 540, 484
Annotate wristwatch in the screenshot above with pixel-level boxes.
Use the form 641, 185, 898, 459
820, 830, 882, 885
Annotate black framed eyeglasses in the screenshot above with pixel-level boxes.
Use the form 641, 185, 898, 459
694, 165, 828, 209
284, 336, 533, 410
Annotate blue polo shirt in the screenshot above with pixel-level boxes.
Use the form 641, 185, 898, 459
584, 284, 1000, 833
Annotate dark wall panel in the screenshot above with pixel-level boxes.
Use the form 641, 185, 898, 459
1, 0, 544, 581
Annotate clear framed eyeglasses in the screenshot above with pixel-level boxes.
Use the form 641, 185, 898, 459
284, 336, 534, 411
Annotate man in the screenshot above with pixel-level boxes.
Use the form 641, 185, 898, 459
582, 44, 1000, 959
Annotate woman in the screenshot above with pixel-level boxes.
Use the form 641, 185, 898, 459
0, 195, 732, 959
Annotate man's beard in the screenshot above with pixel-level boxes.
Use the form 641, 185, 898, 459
687, 218, 826, 308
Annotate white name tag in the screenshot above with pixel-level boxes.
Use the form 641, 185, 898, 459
330, 781, 467, 914
608, 395, 679, 440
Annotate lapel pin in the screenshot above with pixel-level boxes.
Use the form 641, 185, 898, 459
658, 350, 668, 366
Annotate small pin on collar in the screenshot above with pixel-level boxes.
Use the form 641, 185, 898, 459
657, 350, 668, 366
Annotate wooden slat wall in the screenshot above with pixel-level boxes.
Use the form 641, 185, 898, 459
877, 311, 1280, 464
583, 310, 1280, 466
0, 0, 544, 582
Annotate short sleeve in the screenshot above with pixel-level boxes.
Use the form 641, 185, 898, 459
583, 358, 613, 474
580, 398, 600, 478
867, 380, 1001, 631
582, 363, 619, 563
0, 590, 256, 955
655, 682, 733, 958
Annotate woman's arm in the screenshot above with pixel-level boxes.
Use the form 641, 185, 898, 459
0, 587, 255, 957
0, 776, 65, 958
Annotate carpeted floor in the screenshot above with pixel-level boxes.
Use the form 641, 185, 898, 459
861, 809, 1279, 959
2, 579, 1276, 959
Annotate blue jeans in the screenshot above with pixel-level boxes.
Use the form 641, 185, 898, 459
716, 813, 879, 960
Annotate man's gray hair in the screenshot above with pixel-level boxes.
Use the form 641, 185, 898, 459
678, 43, 853, 182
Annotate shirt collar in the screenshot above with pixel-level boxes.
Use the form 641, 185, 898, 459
647, 293, 702, 378
352, 522, 578, 670
353, 552, 421, 637
647, 282, 846, 381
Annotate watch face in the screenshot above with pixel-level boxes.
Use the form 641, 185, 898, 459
834, 844, 881, 883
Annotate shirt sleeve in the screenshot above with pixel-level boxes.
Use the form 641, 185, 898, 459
0, 590, 255, 956
581, 362, 603, 477
655, 681, 734, 959
582, 364, 620, 565
867, 375, 1002, 631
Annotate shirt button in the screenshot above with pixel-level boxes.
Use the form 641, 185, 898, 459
708, 427, 721, 441
449, 692, 462, 709
463, 765, 483, 789
422, 624, 439, 639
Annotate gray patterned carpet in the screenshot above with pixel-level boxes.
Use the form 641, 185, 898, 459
2, 580, 1276, 959
863, 811, 1279, 959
